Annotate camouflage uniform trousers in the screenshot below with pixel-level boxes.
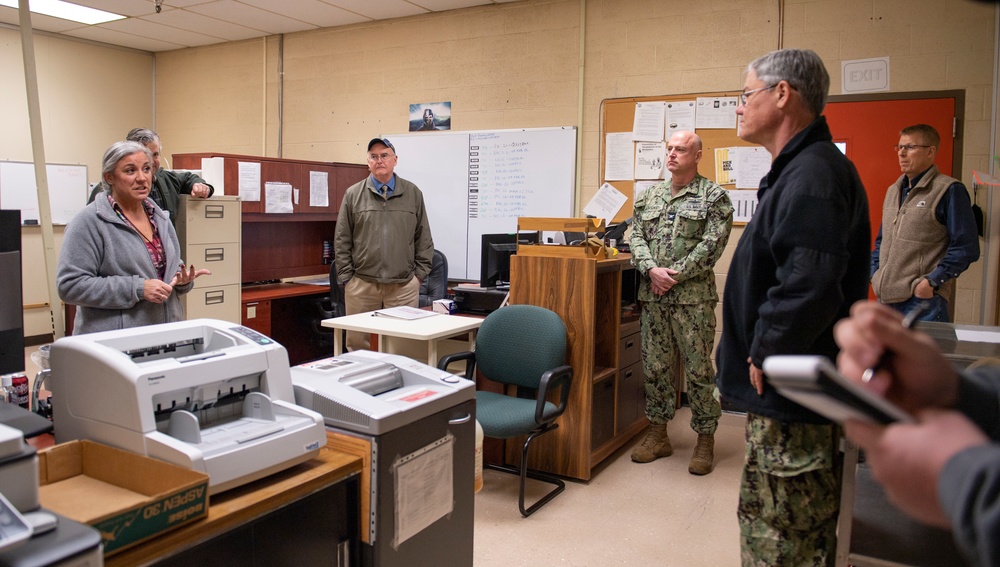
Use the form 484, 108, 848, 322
639, 300, 720, 434
739, 413, 842, 567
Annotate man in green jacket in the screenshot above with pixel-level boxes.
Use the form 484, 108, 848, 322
334, 137, 435, 352
88, 128, 214, 226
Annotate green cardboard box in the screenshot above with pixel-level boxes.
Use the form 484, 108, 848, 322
38, 440, 209, 555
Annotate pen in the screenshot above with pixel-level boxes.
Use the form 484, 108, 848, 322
861, 300, 930, 383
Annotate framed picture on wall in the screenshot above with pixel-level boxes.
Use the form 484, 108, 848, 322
409, 102, 451, 131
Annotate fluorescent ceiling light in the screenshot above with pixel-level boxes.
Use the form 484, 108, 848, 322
0, 0, 126, 25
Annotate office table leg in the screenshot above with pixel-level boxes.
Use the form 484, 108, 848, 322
835, 437, 859, 567
334, 329, 344, 356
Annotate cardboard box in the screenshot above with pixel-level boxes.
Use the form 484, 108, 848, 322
37, 440, 209, 555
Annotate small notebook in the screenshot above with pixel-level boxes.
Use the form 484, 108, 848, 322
372, 306, 438, 320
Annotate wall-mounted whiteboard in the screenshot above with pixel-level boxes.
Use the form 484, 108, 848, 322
0, 161, 88, 225
390, 127, 576, 280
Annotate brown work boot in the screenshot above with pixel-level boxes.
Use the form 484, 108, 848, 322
688, 434, 715, 475
631, 423, 672, 463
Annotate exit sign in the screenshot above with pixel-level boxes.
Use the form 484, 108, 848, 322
842, 57, 890, 93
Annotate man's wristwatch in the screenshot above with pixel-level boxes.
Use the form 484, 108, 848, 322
926, 277, 940, 291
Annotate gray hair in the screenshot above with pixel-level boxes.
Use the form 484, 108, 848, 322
101, 141, 152, 191
125, 127, 159, 146
748, 49, 829, 118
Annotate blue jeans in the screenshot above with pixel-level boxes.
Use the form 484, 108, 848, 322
886, 294, 950, 323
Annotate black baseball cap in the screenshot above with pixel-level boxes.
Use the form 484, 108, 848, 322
367, 137, 395, 152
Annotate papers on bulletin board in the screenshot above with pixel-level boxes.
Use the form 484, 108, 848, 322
634, 180, 660, 203
635, 142, 666, 180
665, 101, 696, 139
264, 182, 293, 213
695, 97, 739, 129
715, 148, 737, 185
735, 146, 772, 189
729, 190, 759, 223
238, 161, 261, 202
604, 132, 635, 181
632, 101, 665, 142
584, 183, 628, 223
309, 170, 329, 207
392, 434, 454, 550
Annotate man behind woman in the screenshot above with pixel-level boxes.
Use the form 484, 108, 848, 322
58, 140, 209, 334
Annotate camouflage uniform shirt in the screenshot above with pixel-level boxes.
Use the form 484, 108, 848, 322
629, 174, 733, 304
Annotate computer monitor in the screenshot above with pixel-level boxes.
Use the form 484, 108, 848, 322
480, 232, 537, 289
0, 210, 24, 376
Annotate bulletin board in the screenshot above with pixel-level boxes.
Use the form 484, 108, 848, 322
600, 91, 761, 224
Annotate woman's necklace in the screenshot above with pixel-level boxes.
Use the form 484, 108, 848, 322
122, 209, 153, 243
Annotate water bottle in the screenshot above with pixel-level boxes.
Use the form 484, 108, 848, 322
0, 375, 12, 404
474, 419, 484, 493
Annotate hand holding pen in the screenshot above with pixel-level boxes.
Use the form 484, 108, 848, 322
835, 301, 960, 415
861, 301, 929, 383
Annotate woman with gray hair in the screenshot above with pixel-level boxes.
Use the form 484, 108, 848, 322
58, 141, 210, 334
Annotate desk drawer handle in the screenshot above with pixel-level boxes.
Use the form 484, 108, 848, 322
449, 413, 472, 425
203, 247, 225, 262
625, 339, 635, 349
205, 290, 225, 305
204, 204, 225, 219
624, 369, 633, 379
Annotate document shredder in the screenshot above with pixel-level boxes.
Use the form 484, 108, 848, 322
291, 350, 475, 567
49, 319, 327, 494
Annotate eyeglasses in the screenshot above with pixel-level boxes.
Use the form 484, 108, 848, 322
368, 152, 396, 162
893, 144, 931, 154
739, 84, 777, 105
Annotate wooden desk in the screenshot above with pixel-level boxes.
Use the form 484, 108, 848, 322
242, 282, 332, 365
322, 311, 483, 366
107, 432, 361, 566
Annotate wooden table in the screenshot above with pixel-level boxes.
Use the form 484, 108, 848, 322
105, 432, 361, 566
322, 311, 483, 366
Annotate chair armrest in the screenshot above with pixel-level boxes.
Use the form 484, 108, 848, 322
535, 365, 573, 424
438, 351, 476, 380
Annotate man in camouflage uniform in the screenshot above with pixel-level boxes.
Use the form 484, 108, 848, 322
629, 130, 733, 475
717, 49, 870, 566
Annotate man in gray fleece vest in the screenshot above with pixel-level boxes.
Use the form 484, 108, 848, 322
870, 124, 979, 322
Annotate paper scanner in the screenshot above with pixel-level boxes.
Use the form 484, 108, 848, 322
291, 350, 475, 435
49, 319, 326, 494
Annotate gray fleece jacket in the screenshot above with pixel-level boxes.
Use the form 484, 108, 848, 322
57, 195, 192, 334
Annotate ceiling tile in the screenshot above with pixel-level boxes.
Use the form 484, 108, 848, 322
408, 0, 492, 12
240, 0, 370, 28
100, 14, 229, 46
62, 25, 185, 52
137, 8, 265, 42
322, 0, 428, 20
184, 0, 319, 35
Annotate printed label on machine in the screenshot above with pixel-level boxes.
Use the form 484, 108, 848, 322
397, 389, 439, 403
391, 433, 455, 549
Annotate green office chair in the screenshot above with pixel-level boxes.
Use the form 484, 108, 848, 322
438, 304, 572, 517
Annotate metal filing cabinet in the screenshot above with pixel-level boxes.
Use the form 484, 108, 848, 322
177, 195, 241, 324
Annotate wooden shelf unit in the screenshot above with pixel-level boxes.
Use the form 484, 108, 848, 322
509, 253, 647, 481
173, 153, 368, 284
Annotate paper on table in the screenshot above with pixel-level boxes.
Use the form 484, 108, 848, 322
373, 306, 438, 320
956, 329, 1000, 343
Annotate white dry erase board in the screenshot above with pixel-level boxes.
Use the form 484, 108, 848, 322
389, 127, 576, 280
0, 161, 88, 225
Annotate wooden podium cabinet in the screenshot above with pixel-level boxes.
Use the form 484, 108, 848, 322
509, 253, 647, 481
